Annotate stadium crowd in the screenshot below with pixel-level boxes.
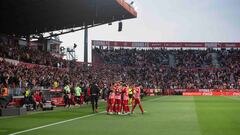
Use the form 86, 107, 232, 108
0, 44, 67, 68
1, 45, 240, 110
94, 48, 240, 89
0, 46, 240, 91
95, 48, 215, 68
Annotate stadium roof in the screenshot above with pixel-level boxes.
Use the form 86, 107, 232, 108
0, 0, 137, 36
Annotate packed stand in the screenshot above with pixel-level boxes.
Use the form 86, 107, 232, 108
0, 44, 67, 68
0, 47, 240, 91
95, 48, 169, 67
94, 48, 240, 89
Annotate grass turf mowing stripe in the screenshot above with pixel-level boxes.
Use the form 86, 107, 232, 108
8, 112, 104, 135
194, 96, 240, 135
5, 97, 158, 135
145, 96, 202, 135
17, 96, 202, 135
3, 96, 203, 135
0, 103, 106, 134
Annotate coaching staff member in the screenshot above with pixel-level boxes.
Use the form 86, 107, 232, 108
90, 81, 100, 113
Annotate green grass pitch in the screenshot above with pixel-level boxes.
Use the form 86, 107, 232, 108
0, 96, 240, 135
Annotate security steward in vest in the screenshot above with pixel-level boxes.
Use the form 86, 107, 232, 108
0, 84, 10, 108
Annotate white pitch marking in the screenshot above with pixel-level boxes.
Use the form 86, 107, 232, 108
9, 97, 162, 135
8, 112, 104, 135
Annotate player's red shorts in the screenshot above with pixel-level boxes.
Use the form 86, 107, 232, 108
108, 98, 115, 104
115, 99, 122, 104
134, 98, 141, 104
122, 100, 128, 105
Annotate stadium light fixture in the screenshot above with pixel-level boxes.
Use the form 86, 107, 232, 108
73, 43, 77, 49
118, 21, 122, 32
130, 1, 134, 5
60, 47, 65, 51
129, 0, 138, 11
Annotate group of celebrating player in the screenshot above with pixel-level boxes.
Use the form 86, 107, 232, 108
106, 82, 144, 115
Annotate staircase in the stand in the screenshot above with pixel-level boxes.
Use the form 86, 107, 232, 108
169, 54, 176, 68
92, 49, 105, 64
211, 53, 220, 68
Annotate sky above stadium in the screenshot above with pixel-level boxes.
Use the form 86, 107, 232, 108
60, 0, 240, 62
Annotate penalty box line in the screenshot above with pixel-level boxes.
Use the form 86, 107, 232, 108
8, 112, 104, 135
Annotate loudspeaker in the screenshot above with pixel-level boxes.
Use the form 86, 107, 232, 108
118, 22, 122, 32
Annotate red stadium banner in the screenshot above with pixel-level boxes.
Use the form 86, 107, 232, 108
51, 97, 65, 106
92, 40, 240, 48
183, 92, 240, 96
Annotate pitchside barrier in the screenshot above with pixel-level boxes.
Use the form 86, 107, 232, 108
144, 89, 240, 96
182, 92, 240, 96
4, 88, 65, 107
0, 107, 27, 116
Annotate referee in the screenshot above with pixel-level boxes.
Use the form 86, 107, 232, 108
90, 81, 100, 113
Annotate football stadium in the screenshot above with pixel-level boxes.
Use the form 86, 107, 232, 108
1, 0, 240, 135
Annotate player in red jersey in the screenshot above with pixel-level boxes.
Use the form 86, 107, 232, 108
106, 84, 115, 114
114, 82, 122, 114
121, 83, 130, 114
131, 84, 144, 114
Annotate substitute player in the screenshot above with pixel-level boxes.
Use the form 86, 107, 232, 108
131, 84, 144, 114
